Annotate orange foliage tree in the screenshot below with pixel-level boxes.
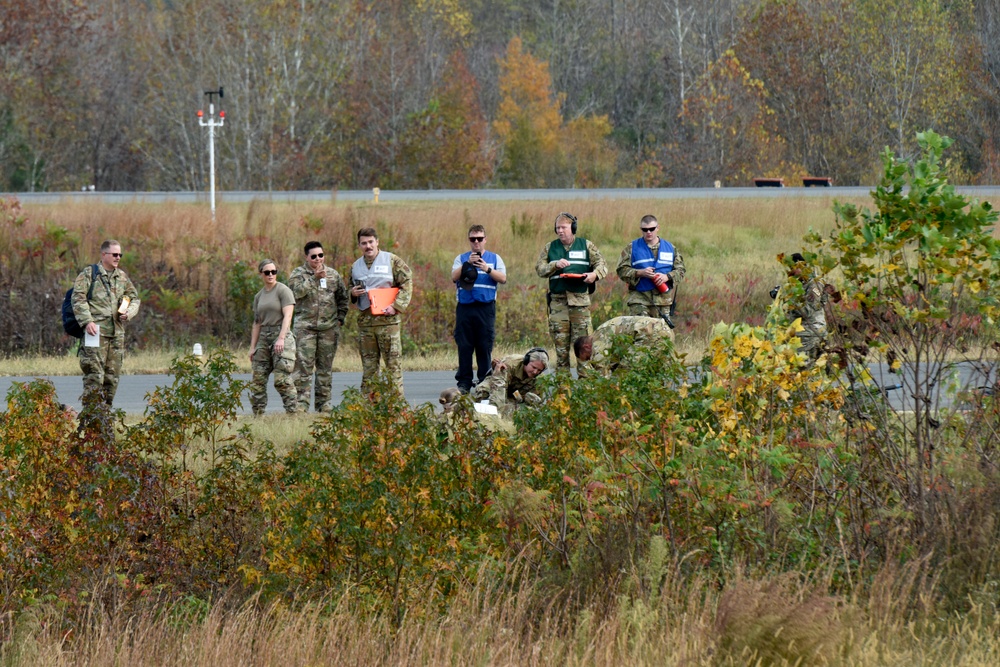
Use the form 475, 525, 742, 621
493, 36, 565, 187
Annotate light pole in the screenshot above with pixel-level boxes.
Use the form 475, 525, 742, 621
197, 87, 225, 220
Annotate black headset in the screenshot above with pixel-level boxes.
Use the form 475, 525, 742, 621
555, 212, 578, 234
523, 346, 547, 366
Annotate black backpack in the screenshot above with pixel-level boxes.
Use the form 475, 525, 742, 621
62, 264, 99, 338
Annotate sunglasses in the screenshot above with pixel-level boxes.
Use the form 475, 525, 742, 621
309, 252, 324, 259
105, 252, 123, 258
469, 237, 485, 242
261, 269, 278, 276
640, 227, 658, 233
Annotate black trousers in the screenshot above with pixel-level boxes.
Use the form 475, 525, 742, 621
454, 300, 496, 391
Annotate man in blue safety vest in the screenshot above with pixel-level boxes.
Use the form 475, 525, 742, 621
451, 224, 508, 393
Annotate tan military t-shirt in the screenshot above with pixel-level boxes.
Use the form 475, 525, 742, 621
253, 283, 295, 326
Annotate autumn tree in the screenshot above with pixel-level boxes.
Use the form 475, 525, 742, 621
671, 50, 792, 186
492, 36, 564, 187
397, 52, 493, 189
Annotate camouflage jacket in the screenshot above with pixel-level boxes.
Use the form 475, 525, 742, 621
586, 315, 672, 377
615, 240, 685, 307
535, 239, 608, 307
71, 264, 140, 337
472, 354, 540, 411
787, 278, 827, 335
351, 252, 413, 328
288, 263, 349, 331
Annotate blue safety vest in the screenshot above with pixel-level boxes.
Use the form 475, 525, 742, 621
631, 238, 675, 292
456, 250, 500, 304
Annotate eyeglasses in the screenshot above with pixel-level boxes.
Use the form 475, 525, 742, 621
640, 227, 658, 233
261, 269, 278, 276
104, 252, 123, 258
469, 237, 485, 242
309, 252, 324, 259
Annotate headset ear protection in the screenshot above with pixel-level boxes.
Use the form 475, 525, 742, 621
523, 346, 547, 367
555, 212, 578, 235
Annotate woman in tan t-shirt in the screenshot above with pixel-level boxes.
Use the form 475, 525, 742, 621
248, 259, 298, 415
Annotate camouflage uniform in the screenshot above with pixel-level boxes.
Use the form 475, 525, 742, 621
535, 239, 607, 374
615, 239, 684, 329
470, 354, 541, 417
786, 278, 828, 363
250, 327, 298, 414
288, 263, 350, 411
351, 252, 413, 395
71, 263, 140, 406
250, 282, 298, 415
581, 315, 673, 378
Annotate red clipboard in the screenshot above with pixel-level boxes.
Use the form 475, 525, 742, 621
368, 287, 400, 315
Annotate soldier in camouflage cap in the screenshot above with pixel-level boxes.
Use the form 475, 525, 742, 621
71, 239, 141, 406
249, 259, 298, 415
535, 213, 607, 375
573, 315, 672, 378
350, 227, 413, 395
288, 241, 350, 412
471, 347, 548, 416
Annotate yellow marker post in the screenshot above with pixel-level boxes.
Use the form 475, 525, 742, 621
372, 187, 380, 204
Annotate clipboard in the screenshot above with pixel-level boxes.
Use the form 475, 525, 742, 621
367, 287, 400, 315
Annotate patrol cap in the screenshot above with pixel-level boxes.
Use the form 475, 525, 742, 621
459, 262, 478, 290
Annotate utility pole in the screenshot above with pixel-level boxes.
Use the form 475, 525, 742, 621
197, 87, 225, 220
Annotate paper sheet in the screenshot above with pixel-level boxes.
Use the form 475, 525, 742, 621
84, 329, 100, 348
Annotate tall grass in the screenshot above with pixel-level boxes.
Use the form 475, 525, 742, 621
5, 562, 999, 666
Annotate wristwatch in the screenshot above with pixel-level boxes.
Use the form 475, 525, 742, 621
486, 267, 492, 274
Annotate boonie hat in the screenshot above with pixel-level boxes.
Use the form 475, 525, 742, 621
459, 262, 478, 290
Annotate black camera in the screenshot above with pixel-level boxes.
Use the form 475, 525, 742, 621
769, 285, 781, 300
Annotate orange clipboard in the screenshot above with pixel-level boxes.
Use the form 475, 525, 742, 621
367, 287, 400, 315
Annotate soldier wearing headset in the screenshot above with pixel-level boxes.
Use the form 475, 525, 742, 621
470, 347, 549, 416
535, 213, 607, 375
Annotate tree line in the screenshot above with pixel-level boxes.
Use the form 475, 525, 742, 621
1, 0, 997, 192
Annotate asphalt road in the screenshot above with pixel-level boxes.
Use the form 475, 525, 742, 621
0, 371, 462, 415
1, 362, 995, 416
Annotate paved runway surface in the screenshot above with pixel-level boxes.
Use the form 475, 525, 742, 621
1, 361, 995, 416
0, 371, 462, 415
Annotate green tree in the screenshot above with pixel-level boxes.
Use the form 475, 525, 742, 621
805, 130, 1000, 529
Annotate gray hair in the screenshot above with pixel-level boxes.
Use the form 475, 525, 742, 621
525, 349, 549, 367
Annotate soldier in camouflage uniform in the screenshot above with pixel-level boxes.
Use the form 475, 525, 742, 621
573, 315, 673, 378
288, 241, 350, 412
350, 227, 413, 395
615, 214, 684, 332
781, 253, 828, 365
470, 348, 548, 416
71, 239, 141, 406
535, 213, 607, 375
249, 259, 298, 415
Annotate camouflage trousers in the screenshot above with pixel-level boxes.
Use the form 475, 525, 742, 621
627, 303, 676, 340
797, 326, 827, 365
293, 325, 340, 412
549, 299, 592, 375
250, 326, 298, 415
358, 323, 403, 395
79, 333, 124, 406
